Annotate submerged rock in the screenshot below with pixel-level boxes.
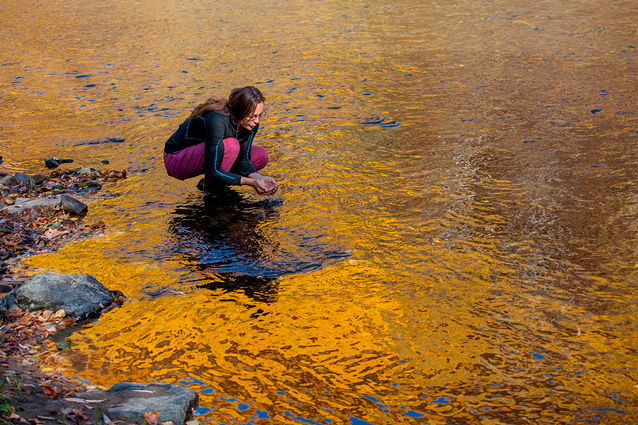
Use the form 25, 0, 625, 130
0, 272, 118, 320
75, 382, 198, 425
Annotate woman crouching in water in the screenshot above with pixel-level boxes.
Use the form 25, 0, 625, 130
163, 86, 279, 198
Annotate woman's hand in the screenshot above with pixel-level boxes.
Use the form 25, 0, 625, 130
243, 173, 279, 195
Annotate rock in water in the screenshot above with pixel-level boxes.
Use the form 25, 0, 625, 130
44, 157, 74, 169
75, 383, 198, 425
44, 158, 60, 169
0, 272, 117, 320
61, 194, 88, 215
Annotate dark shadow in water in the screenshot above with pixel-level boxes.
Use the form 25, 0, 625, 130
167, 191, 349, 303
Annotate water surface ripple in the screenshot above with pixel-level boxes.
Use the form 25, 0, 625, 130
2, 0, 637, 423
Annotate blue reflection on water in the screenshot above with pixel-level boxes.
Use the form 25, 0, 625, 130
284, 411, 323, 424
349, 417, 374, 425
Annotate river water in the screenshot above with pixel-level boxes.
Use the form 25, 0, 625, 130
2, 0, 637, 423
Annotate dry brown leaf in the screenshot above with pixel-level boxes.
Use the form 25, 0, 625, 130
52, 310, 66, 320
144, 412, 160, 425
40, 310, 54, 321
72, 408, 88, 420
7, 307, 23, 318
41, 384, 58, 397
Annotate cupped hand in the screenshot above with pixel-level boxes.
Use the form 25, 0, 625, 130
253, 176, 279, 195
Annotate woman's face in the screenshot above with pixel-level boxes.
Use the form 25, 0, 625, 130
241, 102, 264, 130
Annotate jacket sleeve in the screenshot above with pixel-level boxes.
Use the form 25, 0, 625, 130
203, 114, 244, 185
233, 126, 259, 177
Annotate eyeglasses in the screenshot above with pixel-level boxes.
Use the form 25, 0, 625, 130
246, 111, 266, 122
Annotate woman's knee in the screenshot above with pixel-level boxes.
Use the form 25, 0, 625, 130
250, 145, 269, 171
220, 138, 240, 171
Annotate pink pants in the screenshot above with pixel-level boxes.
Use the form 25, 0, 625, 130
163, 138, 269, 181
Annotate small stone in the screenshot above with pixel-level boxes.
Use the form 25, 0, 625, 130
14, 173, 33, 188
101, 159, 110, 164
0, 175, 16, 187
44, 158, 59, 169
31, 173, 48, 185
61, 194, 88, 215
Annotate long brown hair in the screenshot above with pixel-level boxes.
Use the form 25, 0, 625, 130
188, 96, 228, 119
188, 86, 266, 130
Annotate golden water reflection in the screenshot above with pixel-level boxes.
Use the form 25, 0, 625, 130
4, 0, 638, 423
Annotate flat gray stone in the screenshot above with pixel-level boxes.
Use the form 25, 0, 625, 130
4, 197, 61, 213
0, 272, 116, 320
75, 382, 198, 425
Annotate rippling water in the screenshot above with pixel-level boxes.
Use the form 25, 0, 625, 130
2, 0, 637, 423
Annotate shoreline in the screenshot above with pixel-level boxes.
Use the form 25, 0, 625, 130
0, 167, 127, 424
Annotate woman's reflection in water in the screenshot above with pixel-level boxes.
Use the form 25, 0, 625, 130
167, 192, 282, 304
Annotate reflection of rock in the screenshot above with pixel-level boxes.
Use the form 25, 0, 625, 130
74, 382, 198, 425
0, 272, 120, 320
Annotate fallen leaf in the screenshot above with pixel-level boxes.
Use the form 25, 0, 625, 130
41, 385, 58, 397
52, 309, 66, 319
72, 408, 88, 420
7, 308, 24, 318
40, 310, 54, 321
62, 317, 77, 326
144, 412, 160, 425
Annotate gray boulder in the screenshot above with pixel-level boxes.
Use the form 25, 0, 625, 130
74, 382, 198, 425
0, 272, 117, 320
